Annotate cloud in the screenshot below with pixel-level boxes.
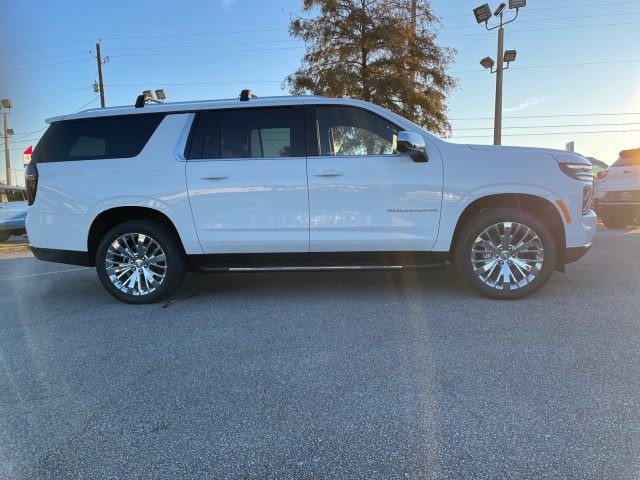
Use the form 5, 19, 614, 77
504, 97, 545, 113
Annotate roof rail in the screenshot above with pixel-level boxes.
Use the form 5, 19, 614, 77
239, 89, 258, 101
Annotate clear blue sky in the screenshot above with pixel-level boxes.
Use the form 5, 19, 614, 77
1, 0, 639, 186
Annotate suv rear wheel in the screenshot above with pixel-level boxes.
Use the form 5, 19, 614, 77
454, 208, 557, 300
95, 220, 186, 304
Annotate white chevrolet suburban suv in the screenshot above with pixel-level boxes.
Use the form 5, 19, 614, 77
25, 92, 596, 303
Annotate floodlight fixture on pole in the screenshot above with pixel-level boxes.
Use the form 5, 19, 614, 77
0, 99, 13, 110
480, 57, 496, 71
473, 2, 525, 145
6, 129, 14, 137
493, 3, 506, 16
503, 49, 517, 66
155, 89, 167, 101
473, 4, 492, 24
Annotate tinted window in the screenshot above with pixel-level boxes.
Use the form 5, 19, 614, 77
315, 107, 399, 156
6, 189, 26, 202
188, 107, 304, 159
32, 114, 165, 163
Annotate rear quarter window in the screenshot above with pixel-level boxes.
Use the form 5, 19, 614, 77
32, 114, 165, 163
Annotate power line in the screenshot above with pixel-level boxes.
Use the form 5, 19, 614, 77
440, 0, 639, 18
0, 51, 89, 69
1, 0, 637, 58
0, 58, 93, 75
441, 11, 639, 30
116, 45, 304, 59
108, 80, 282, 87
108, 38, 298, 52
451, 59, 639, 74
451, 129, 640, 138
103, 28, 287, 42
71, 96, 100, 114
454, 122, 640, 131
12, 88, 90, 100
10, 127, 48, 141
0, 39, 96, 58
440, 20, 640, 39
451, 112, 640, 121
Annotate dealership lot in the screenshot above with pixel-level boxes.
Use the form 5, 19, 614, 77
1, 226, 639, 479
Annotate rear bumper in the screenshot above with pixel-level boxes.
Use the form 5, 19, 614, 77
30, 246, 92, 267
595, 201, 640, 217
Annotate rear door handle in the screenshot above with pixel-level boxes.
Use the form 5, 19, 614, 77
200, 173, 229, 180
313, 170, 344, 177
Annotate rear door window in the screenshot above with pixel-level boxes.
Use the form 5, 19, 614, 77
188, 107, 305, 160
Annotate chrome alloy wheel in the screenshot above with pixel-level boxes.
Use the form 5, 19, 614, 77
105, 233, 167, 296
470, 221, 544, 291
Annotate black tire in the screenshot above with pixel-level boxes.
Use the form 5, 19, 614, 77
454, 208, 557, 300
600, 211, 628, 229
95, 220, 186, 304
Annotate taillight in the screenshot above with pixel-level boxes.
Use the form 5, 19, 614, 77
597, 170, 609, 179
25, 163, 38, 206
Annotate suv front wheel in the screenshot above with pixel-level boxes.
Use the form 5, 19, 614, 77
95, 220, 186, 304
454, 208, 557, 300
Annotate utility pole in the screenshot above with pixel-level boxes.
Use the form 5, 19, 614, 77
494, 23, 504, 145
473, 2, 526, 145
3, 112, 10, 186
1, 99, 12, 186
96, 41, 106, 108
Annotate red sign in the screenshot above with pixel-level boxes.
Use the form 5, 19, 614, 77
23, 146, 32, 166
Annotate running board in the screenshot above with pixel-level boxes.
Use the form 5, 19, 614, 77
190, 263, 446, 273
187, 251, 448, 273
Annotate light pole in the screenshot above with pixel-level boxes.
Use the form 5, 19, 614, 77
473, 1, 526, 145
1, 99, 13, 185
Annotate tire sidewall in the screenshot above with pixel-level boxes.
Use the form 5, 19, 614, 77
455, 208, 557, 300
600, 210, 628, 229
95, 220, 186, 304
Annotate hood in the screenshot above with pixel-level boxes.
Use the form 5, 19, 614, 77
466, 144, 591, 165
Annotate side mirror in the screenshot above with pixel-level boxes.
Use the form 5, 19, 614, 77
397, 131, 428, 163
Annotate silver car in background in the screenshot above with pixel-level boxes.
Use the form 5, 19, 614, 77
0, 185, 28, 242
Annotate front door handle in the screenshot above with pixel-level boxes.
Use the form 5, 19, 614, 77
313, 170, 344, 177
200, 173, 229, 180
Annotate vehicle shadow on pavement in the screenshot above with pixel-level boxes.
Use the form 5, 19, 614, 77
171, 265, 469, 306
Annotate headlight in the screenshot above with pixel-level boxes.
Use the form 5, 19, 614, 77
559, 163, 595, 215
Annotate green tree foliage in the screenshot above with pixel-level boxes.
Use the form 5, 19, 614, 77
284, 0, 457, 136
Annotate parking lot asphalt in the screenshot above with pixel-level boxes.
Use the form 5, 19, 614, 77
1, 226, 639, 479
